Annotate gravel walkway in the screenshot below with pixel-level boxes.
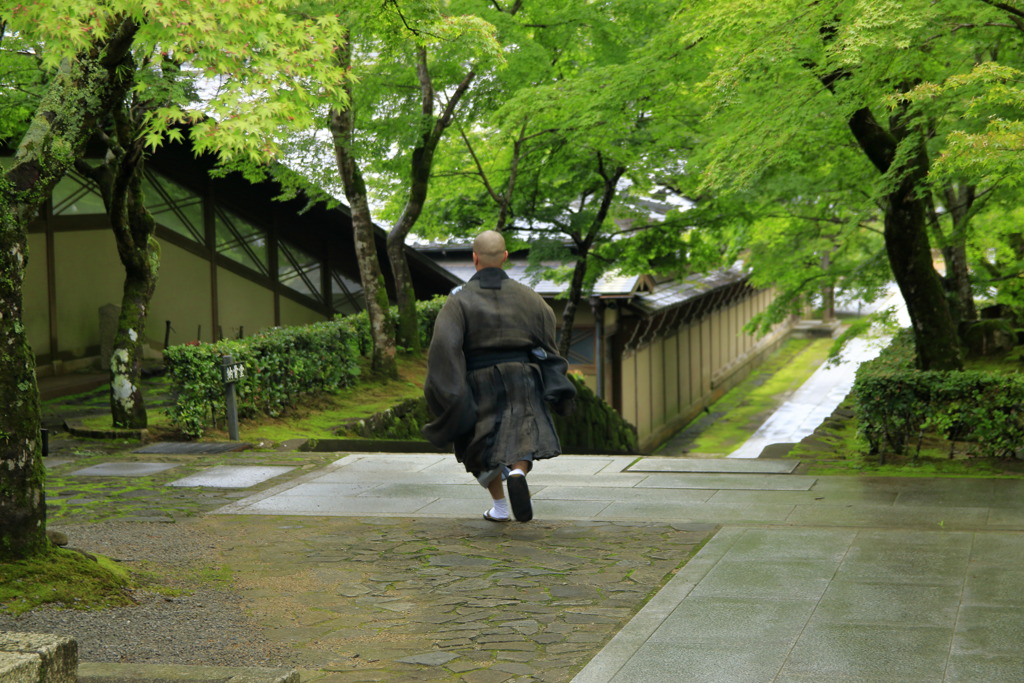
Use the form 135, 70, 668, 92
0, 520, 286, 668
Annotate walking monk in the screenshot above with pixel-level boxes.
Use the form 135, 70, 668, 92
422, 230, 576, 522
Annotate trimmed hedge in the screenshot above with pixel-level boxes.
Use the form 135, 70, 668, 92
851, 330, 1024, 459
164, 297, 447, 438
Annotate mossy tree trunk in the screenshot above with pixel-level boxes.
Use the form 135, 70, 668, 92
817, 52, 963, 371
77, 97, 159, 429
939, 183, 978, 328
0, 18, 136, 560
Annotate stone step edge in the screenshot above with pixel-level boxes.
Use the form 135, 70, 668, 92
0, 632, 76, 683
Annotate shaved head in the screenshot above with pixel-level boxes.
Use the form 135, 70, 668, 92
473, 230, 507, 269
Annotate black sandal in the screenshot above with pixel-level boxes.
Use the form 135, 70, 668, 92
507, 474, 533, 522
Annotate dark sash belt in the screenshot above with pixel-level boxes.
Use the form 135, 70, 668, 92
466, 349, 532, 371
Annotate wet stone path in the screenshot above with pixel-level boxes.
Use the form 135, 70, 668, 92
201, 515, 713, 682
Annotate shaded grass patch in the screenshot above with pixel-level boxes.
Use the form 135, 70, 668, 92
219, 354, 428, 444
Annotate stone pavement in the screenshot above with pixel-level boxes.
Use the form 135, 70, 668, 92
199, 514, 712, 682
34, 314, 1024, 683
216, 452, 1024, 682
48, 448, 1024, 681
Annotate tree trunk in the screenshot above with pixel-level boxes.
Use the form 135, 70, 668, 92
330, 36, 396, 378
820, 252, 835, 321
883, 179, 962, 369
557, 159, 625, 359
107, 164, 159, 429
0, 17, 137, 560
78, 103, 160, 430
385, 232, 420, 352
0, 207, 47, 560
558, 251, 589, 359
845, 106, 962, 370
386, 49, 475, 352
332, 134, 397, 378
940, 184, 978, 327
387, 125, 430, 352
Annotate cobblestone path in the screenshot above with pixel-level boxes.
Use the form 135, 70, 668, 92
203, 515, 713, 682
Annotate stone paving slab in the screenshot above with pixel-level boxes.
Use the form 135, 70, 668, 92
572, 526, 1024, 683
214, 454, 1024, 532
167, 466, 296, 489
531, 486, 716, 503
71, 462, 180, 477
237, 491, 441, 516
785, 501, 992, 529
526, 473, 651, 488
44, 457, 74, 469
595, 500, 799, 524
627, 457, 800, 474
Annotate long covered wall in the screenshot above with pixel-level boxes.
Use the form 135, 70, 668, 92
614, 287, 787, 451
27, 165, 339, 373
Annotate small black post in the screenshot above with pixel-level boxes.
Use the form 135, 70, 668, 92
164, 320, 172, 349
41, 428, 49, 458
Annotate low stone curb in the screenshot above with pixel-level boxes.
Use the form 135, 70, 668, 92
77, 662, 299, 682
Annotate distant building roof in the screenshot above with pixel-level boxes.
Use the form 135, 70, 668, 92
631, 264, 749, 315
426, 250, 750, 317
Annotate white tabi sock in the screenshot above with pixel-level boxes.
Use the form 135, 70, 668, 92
490, 498, 510, 518
509, 468, 527, 478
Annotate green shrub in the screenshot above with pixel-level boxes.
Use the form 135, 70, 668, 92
852, 331, 1024, 459
165, 300, 447, 438
552, 374, 639, 454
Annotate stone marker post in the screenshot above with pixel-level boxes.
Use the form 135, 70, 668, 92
220, 355, 246, 441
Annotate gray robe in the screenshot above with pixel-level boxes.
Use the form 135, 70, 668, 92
422, 267, 576, 480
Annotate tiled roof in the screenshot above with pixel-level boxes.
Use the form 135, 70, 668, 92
631, 264, 749, 315
431, 255, 750, 316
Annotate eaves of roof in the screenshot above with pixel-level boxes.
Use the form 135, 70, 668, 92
430, 255, 751, 317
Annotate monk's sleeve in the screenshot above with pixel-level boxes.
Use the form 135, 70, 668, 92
421, 297, 477, 447
535, 295, 577, 409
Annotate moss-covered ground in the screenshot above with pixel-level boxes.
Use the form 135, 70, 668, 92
657, 337, 833, 455
0, 547, 133, 615
785, 346, 1024, 478
789, 398, 1024, 478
